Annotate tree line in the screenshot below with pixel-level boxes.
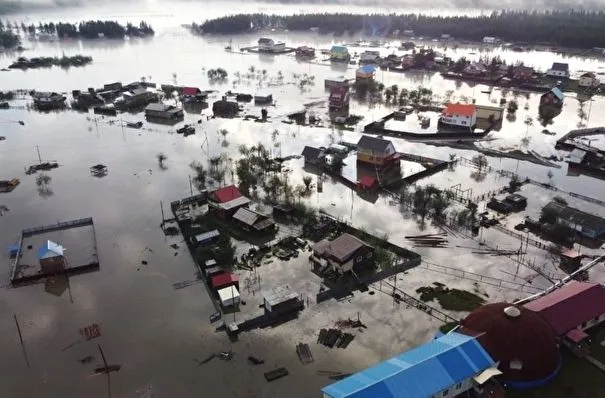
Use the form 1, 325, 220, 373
0, 20, 154, 43
196, 10, 605, 48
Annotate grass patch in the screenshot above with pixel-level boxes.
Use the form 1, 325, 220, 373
439, 321, 459, 334
416, 282, 486, 312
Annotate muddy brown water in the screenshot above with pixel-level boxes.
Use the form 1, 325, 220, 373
2, 3, 605, 397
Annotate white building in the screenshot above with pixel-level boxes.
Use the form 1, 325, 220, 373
546, 62, 570, 78
482, 36, 499, 44
258, 37, 285, 53
579, 72, 600, 88
218, 286, 240, 307
441, 103, 477, 127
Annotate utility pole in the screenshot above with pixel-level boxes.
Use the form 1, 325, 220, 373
36, 145, 42, 163
14, 314, 29, 368
160, 201, 165, 226
98, 344, 111, 398
188, 175, 193, 195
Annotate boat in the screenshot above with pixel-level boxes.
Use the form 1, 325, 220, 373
126, 121, 143, 129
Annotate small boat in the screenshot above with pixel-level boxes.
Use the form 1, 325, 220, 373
126, 121, 143, 129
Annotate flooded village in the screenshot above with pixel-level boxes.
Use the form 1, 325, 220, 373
3, 3, 605, 397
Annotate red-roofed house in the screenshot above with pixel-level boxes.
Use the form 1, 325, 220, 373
441, 103, 477, 128
182, 87, 201, 96
524, 281, 605, 344
211, 272, 239, 290
212, 185, 242, 203
211, 185, 250, 218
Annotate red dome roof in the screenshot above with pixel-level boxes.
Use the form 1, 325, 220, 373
459, 302, 560, 382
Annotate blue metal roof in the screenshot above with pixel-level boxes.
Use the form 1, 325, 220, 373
37, 240, 64, 260
551, 87, 564, 100
359, 65, 376, 74
322, 332, 495, 398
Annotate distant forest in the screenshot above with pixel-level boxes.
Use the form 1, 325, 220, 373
0, 20, 154, 47
196, 11, 605, 48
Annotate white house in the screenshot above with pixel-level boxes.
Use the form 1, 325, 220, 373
579, 72, 600, 88
258, 37, 285, 53
441, 103, 477, 127
482, 36, 499, 44
546, 62, 570, 78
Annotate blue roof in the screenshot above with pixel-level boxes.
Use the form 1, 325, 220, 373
195, 229, 220, 244
37, 240, 64, 260
551, 87, 564, 100
322, 332, 495, 398
359, 65, 376, 74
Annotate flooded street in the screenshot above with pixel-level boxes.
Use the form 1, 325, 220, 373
2, 3, 605, 397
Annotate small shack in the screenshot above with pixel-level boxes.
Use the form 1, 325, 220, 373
218, 285, 241, 307
254, 91, 273, 105
263, 285, 304, 317
301, 146, 325, 165
144, 103, 184, 121
540, 88, 564, 108
211, 185, 250, 219
232, 208, 275, 233
504, 194, 527, 211
212, 98, 239, 117
560, 248, 582, 271
212, 272, 240, 290
325, 76, 349, 90
38, 240, 66, 273
194, 230, 220, 246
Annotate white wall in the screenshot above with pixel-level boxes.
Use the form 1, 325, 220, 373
433, 377, 474, 398
441, 113, 476, 127
579, 312, 605, 331
547, 69, 568, 77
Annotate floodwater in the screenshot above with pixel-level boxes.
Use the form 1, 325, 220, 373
2, 3, 605, 397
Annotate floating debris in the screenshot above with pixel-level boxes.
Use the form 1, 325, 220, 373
79, 324, 101, 341
264, 367, 289, 382
194, 353, 216, 366
248, 355, 265, 365
318, 328, 355, 349
77, 355, 94, 364
296, 343, 314, 365
94, 365, 121, 374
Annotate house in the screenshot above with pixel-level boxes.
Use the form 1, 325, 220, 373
211, 272, 240, 291
232, 207, 275, 232
513, 65, 535, 81
103, 82, 122, 91
31, 91, 66, 110
37, 240, 66, 273
194, 229, 220, 246
401, 54, 415, 68
356, 135, 399, 168
254, 91, 273, 105
542, 200, 605, 238
399, 41, 415, 50
258, 37, 285, 53
440, 103, 477, 128
486, 198, 513, 214
263, 285, 304, 317
322, 332, 499, 398
211, 185, 250, 218
559, 248, 582, 270
463, 62, 488, 76
504, 193, 528, 211
546, 62, 569, 78
324, 76, 349, 90
540, 87, 564, 108
114, 87, 158, 110
301, 146, 326, 165
359, 50, 381, 64
144, 103, 184, 121
579, 72, 600, 88
440, 34, 452, 40
483, 36, 499, 44
295, 46, 315, 57
329, 86, 350, 112
330, 45, 350, 62
311, 233, 374, 274
212, 97, 239, 117
524, 281, 605, 346
218, 286, 240, 307
181, 86, 207, 103
355, 64, 376, 81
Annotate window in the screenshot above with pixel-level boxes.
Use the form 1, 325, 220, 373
442, 389, 449, 397
455, 382, 462, 389
367, 252, 373, 258
356, 256, 363, 262
461, 121, 467, 125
